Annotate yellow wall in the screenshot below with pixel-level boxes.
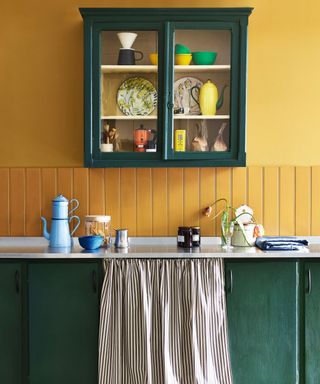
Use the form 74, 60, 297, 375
1, 0, 320, 166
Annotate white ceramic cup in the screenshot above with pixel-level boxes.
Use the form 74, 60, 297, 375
117, 32, 137, 49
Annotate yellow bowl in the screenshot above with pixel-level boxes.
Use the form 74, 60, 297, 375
175, 54, 192, 65
149, 53, 158, 65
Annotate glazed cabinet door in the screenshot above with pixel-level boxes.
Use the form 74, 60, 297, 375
0, 262, 22, 384
225, 261, 298, 384
86, 21, 165, 167
28, 262, 101, 384
305, 262, 320, 384
165, 21, 244, 166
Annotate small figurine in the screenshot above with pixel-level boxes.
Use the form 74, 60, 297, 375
191, 120, 208, 151
212, 122, 228, 152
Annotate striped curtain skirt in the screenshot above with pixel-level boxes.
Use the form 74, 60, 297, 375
99, 259, 233, 384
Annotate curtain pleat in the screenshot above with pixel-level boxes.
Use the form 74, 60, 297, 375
99, 259, 233, 384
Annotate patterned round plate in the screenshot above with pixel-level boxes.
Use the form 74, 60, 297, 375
117, 77, 157, 116
174, 77, 203, 115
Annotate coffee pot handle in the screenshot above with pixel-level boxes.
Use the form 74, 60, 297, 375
69, 198, 79, 215
190, 86, 200, 107
134, 50, 144, 61
69, 215, 80, 237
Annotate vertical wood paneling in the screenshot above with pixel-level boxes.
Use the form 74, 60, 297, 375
296, 167, 311, 236
41, 168, 57, 223
311, 166, 320, 235
152, 169, 167, 236
0, 169, 9, 236
184, 168, 200, 227
57, 168, 73, 201
200, 168, 215, 236
248, 166, 263, 225
263, 167, 279, 236
104, 169, 120, 231
168, 168, 183, 236
232, 168, 247, 208
136, 169, 152, 236
10, 168, 25, 236
120, 169, 136, 236
26, 168, 41, 236
216, 168, 232, 236
0, 166, 319, 237
279, 166, 295, 236
73, 168, 89, 236
89, 169, 104, 215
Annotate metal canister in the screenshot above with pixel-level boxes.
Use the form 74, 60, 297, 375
174, 130, 186, 152
191, 226, 201, 247
177, 226, 193, 248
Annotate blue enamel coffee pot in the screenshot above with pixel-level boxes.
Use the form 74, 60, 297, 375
41, 194, 80, 248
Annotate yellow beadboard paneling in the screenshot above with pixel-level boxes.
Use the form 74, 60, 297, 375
0, 166, 318, 238
10, 168, 25, 236
216, 168, 232, 236
199, 168, 215, 236
296, 167, 311, 236
0, 169, 9, 236
152, 169, 168, 236
232, 168, 247, 209
136, 169, 152, 236
248, 166, 263, 225
263, 167, 279, 236
73, 168, 89, 236
120, 169, 137, 236
41, 168, 57, 223
26, 168, 41, 236
168, 168, 183, 236
311, 166, 320, 235
279, 166, 295, 236
104, 169, 120, 231
184, 168, 200, 227
89, 169, 105, 215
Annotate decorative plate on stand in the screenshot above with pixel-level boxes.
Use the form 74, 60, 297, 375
174, 77, 203, 115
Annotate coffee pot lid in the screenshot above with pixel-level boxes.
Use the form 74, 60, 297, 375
52, 194, 68, 203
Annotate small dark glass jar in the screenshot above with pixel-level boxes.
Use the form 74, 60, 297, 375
191, 226, 201, 247
177, 227, 193, 248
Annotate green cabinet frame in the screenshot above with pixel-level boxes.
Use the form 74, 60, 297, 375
80, 8, 253, 168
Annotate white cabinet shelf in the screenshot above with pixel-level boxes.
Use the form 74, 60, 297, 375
101, 115, 230, 120
101, 65, 231, 74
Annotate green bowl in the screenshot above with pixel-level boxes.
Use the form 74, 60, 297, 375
175, 43, 191, 54
192, 51, 217, 65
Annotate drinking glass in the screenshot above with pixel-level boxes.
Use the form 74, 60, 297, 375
221, 220, 234, 250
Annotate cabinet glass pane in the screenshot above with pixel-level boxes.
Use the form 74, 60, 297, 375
173, 29, 231, 153
100, 31, 159, 154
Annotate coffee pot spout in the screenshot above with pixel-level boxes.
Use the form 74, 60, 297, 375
216, 84, 228, 110
41, 217, 50, 240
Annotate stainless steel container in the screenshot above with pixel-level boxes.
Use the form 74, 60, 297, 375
114, 229, 129, 248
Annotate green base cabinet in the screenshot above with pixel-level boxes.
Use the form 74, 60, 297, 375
225, 261, 299, 384
80, 8, 253, 168
305, 261, 320, 384
0, 262, 22, 384
28, 262, 101, 384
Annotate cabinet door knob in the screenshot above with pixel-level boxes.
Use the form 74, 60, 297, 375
167, 101, 174, 110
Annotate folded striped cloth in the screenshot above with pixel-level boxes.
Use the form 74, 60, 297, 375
255, 236, 308, 251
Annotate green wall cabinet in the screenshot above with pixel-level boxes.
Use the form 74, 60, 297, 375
0, 262, 23, 384
80, 8, 253, 167
0, 260, 102, 384
225, 261, 299, 384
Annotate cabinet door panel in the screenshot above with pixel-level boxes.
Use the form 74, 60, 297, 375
28, 262, 100, 384
305, 262, 320, 384
0, 263, 22, 384
226, 261, 298, 384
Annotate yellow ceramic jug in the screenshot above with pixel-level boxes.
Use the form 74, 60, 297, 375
191, 80, 227, 115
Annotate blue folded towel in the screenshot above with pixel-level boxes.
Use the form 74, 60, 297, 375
255, 236, 308, 251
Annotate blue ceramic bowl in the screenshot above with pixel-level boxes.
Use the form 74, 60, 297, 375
78, 236, 104, 250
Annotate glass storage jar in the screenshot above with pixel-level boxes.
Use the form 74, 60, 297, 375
84, 215, 111, 246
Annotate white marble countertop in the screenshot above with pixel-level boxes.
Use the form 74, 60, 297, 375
0, 237, 319, 259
